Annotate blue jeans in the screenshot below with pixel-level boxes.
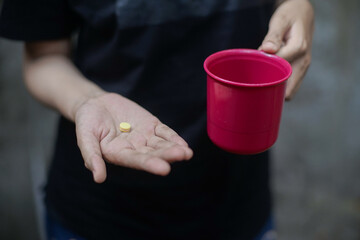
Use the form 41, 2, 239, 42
46, 213, 85, 240
254, 217, 277, 240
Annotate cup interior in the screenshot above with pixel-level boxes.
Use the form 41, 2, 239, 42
204, 49, 292, 87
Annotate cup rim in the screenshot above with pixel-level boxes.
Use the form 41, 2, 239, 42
204, 48, 292, 87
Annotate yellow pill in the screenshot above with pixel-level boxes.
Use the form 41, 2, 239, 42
119, 122, 131, 132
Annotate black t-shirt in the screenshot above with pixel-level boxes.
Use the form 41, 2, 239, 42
0, 1, 275, 239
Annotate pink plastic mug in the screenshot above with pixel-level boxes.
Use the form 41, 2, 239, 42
204, 49, 292, 154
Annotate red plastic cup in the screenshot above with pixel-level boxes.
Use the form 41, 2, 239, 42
204, 49, 292, 154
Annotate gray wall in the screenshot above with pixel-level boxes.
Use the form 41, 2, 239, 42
273, 0, 360, 239
0, 40, 57, 239
0, 0, 359, 239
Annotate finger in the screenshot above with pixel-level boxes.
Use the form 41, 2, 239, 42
276, 22, 308, 62
152, 146, 193, 162
109, 148, 171, 176
155, 123, 188, 147
138, 145, 190, 162
148, 136, 193, 160
76, 130, 107, 183
148, 135, 177, 149
285, 54, 311, 101
260, 12, 291, 53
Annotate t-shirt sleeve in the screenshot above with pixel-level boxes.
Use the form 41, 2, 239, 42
0, 0, 79, 41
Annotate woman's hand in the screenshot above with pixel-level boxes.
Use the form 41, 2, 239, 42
74, 93, 193, 183
259, 0, 314, 100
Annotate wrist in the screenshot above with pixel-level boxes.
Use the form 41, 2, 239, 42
69, 84, 106, 121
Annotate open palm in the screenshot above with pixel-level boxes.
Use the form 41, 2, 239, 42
75, 93, 193, 183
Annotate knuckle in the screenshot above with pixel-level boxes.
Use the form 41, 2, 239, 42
299, 40, 308, 54
294, 42, 302, 54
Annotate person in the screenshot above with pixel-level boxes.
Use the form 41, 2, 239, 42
0, 0, 314, 239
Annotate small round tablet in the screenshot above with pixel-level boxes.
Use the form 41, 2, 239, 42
119, 122, 131, 132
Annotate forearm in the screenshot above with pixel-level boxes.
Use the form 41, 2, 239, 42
24, 40, 105, 121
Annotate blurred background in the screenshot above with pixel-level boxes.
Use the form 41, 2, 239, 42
0, 0, 359, 239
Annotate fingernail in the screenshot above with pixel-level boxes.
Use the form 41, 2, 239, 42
263, 42, 278, 51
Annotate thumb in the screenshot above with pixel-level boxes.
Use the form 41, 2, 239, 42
76, 130, 107, 183
260, 13, 291, 54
